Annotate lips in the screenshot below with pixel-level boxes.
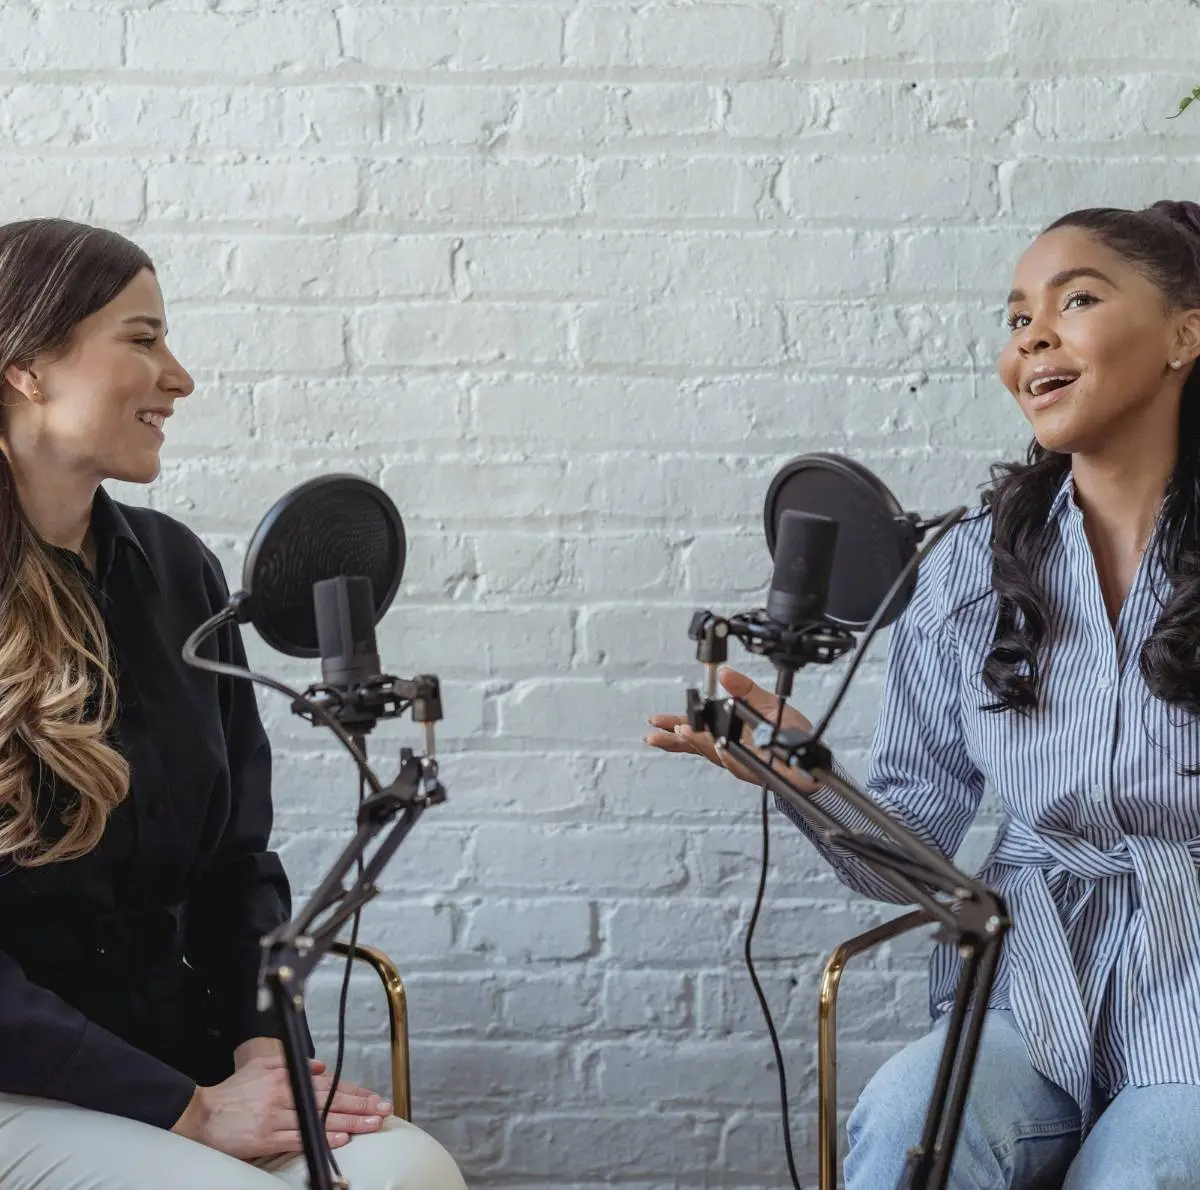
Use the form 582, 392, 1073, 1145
1021, 366, 1081, 410
1027, 373, 1080, 398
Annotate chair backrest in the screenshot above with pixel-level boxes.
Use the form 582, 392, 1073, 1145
330, 939, 412, 1121
817, 910, 934, 1190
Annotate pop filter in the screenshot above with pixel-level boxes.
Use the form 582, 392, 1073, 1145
238, 474, 406, 658
763, 453, 919, 631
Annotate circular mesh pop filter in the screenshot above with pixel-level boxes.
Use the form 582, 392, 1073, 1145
763, 453, 917, 631
242, 475, 406, 657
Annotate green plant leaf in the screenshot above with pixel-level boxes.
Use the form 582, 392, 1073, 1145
1168, 86, 1200, 119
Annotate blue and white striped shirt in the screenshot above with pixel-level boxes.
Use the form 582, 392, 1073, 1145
781, 472, 1200, 1125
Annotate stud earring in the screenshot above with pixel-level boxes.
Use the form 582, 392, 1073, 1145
1171, 360, 1184, 370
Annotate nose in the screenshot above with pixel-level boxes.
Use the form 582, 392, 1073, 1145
160, 348, 195, 399
1016, 313, 1059, 357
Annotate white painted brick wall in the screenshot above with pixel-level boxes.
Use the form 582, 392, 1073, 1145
5, 1, 1198, 1184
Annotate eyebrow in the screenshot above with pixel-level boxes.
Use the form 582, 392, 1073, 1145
122, 315, 166, 334
1007, 267, 1118, 307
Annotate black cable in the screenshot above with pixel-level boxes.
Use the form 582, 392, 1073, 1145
738, 508, 966, 1189
321, 743, 369, 1177
743, 695, 804, 1190
182, 608, 384, 796
809, 507, 964, 743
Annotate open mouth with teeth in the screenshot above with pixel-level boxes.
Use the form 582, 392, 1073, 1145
136, 411, 165, 431
1027, 373, 1080, 401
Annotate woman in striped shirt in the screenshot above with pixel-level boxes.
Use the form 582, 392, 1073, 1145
649, 200, 1200, 1189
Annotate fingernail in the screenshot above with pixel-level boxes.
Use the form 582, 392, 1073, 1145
376, 1099, 392, 1113
366, 1116, 381, 1127
334, 1133, 348, 1144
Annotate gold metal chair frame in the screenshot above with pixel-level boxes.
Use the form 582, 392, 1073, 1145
817, 909, 935, 1190
330, 940, 412, 1121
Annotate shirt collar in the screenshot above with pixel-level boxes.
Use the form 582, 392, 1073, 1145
1046, 469, 1077, 526
90, 486, 160, 592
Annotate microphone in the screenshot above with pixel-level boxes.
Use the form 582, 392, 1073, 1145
765, 509, 838, 629
315, 575, 382, 691
688, 452, 950, 695
763, 453, 924, 631
224, 473, 439, 739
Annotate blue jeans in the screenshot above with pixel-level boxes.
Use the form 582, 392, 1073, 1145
846, 1010, 1200, 1190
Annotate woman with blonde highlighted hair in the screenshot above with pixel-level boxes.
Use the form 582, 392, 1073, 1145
0, 220, 466, 1190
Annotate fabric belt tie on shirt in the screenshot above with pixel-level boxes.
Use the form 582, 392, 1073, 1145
989, 820, 1200, 1125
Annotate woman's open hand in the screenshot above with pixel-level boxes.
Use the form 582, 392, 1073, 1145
172, 1053, 392, 1160
645, 667, 822, 793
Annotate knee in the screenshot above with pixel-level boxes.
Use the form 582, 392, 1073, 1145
374, 1119, 468, 1190
844, 1038, 1012, 1190
1066, 1153, 1195, 1190
1068, 1168, 1191, 1190
846, 1043, 934, 1160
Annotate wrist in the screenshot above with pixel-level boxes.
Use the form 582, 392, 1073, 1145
234, 1036, 284, 1070
170, 1085, 210, 1143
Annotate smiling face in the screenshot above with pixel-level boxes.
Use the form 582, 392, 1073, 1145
996, 225, 1200, 457
3, 268, 194, 485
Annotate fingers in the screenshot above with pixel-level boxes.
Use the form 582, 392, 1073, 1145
647, 713, 686, 730
716, 667, 756, 698
719, 667, 779, 716
675, 725, 763, 786
320, 1111, 385, 1135
280, 1110, 384, 1137
644, 669, 795, 787
318, 1087, 390, 1118
646, 717, 756, 781
270, 1130, 352, 1153
677, 726, 722, 766
310, 1073, 393, 1118
645, 726, 698, 753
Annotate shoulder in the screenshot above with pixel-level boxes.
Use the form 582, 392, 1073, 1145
905, 505, 993, 636
114, 501, 231, 601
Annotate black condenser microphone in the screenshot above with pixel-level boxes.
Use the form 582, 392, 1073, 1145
314, 575, 381, 690
765, 509, 839, 629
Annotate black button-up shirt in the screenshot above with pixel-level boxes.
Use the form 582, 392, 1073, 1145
0, 487, 302, 1128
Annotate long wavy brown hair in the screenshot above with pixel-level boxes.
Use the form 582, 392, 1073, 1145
979, 202, 1200, 719
0, 220, 154, 866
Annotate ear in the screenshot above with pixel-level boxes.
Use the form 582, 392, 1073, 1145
1172, 307, 1200, 368
2, 364, 40, 402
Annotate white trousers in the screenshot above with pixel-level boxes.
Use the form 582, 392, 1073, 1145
0, 1094, 468, 1190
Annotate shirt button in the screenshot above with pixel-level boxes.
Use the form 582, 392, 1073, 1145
1090, 785, 1104, 802
1097, 676, 1113, 690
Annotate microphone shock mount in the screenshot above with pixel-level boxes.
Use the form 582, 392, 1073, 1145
688, 608, 856, 699
293, 672, 444, 741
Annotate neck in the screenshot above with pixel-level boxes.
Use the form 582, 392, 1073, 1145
6, 451, 96, 555
1070, 451, 1175, 557
1068, 390, 1180, 555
